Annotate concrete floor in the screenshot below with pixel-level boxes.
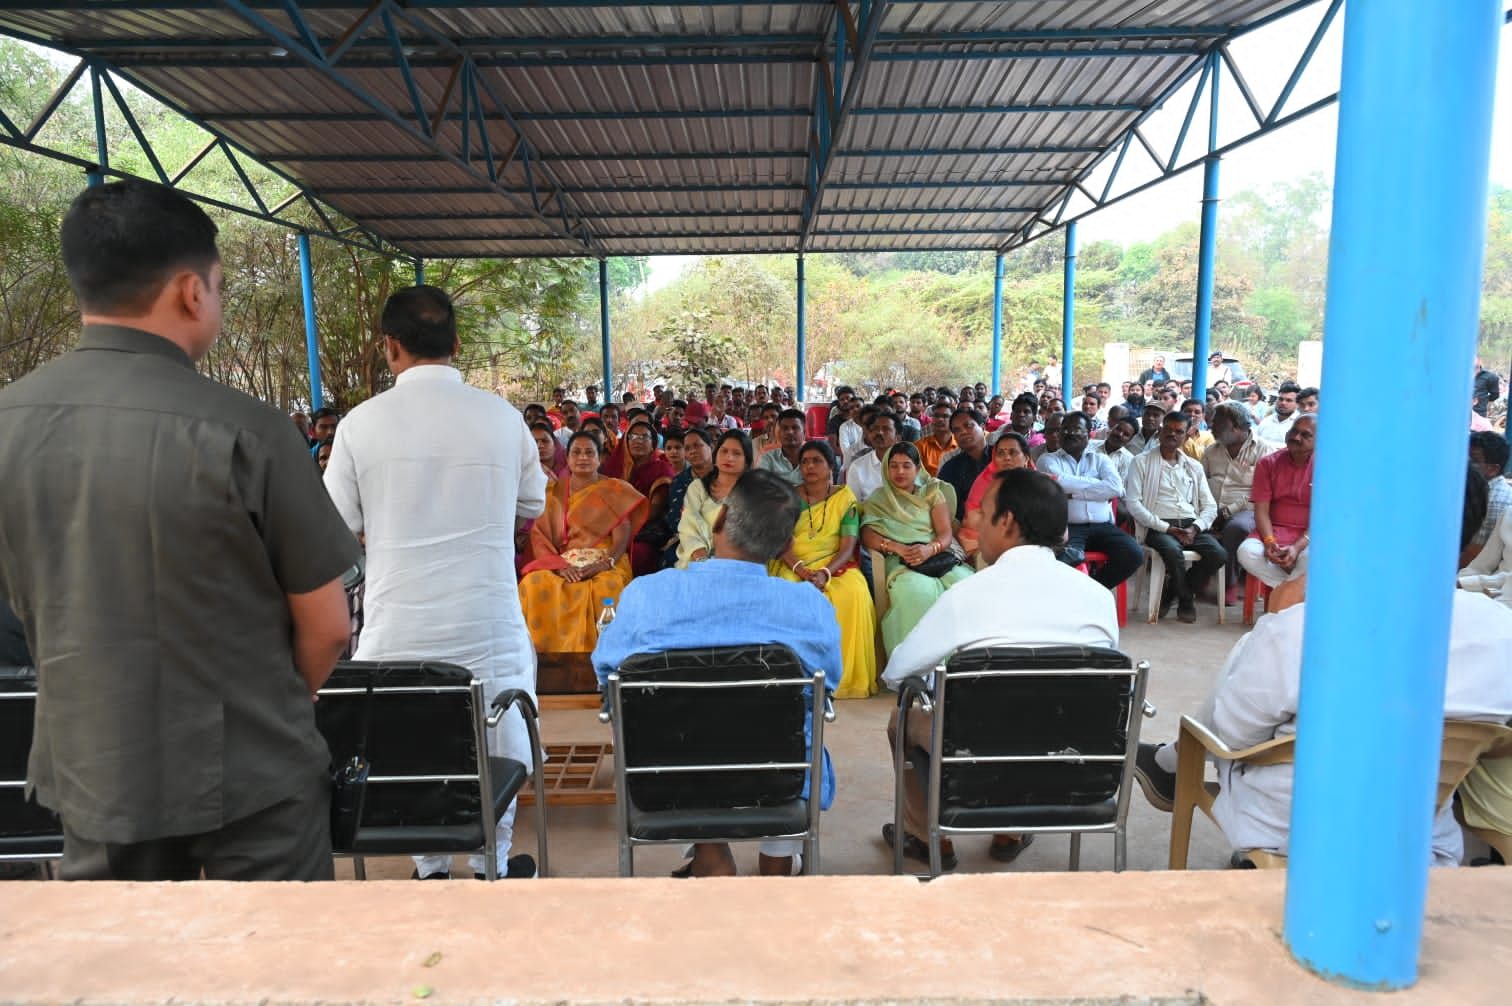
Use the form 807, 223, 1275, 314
343, 604, 1250, 881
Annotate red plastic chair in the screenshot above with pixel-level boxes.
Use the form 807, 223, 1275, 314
1078, 552, 1128, 628
1242, 573, 1273, 626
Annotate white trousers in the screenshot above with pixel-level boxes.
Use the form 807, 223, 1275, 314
1237, 538, 1309, 589
414, 798, 516, 877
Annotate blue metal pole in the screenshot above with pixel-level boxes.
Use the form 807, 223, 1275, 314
796, 256, 807, 401
413, 259, 425, 286
598, 258, 611, 400
88, 64, 107, 186
991, 252, 1005, 395
1192, 155, 1221, 402
1284, 0, 1501, 990
1061, 221, 1076, 396
296, 232, 323, 412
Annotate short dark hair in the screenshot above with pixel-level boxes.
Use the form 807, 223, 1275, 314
1464, 463, 1490, 553
950, 407, 985, 429
1111, 417, 1138, 437
1012, 392, 1038, 412
1180, 398, 1205, 413
529, 420, 556, 438
1058, 411, 1089, 433
1278, 380, 1302, 396
778, 408, 805, 425
866, 409, 898, 433
798, 439, 840, 483
1471, 430, 1510, 472
61, 179, 220, 315
311, 407, 339, 423
1298, 386, 1319, 401
661, 427, 685, 444
988, 469, 1068, 547
381, 285, 457, 359
723, 470, 802, 562
1163, 411, 1192, 431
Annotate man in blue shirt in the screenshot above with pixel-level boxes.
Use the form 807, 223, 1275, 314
593, 469, 841, 878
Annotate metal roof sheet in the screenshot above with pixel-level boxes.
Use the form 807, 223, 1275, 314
0, 0, 1322, 257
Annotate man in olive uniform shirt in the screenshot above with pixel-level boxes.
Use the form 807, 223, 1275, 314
0, 181, 358, 881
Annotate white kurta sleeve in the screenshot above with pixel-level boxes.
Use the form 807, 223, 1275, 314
1209, 610, 1304, 750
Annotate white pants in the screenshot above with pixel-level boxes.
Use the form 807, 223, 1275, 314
414, 798, 516, 878
681, 840, 802, 858
1237, 538, 1309, 589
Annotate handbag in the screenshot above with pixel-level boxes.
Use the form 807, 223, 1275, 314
904, 542, 966, 578
329, 676, 374, 851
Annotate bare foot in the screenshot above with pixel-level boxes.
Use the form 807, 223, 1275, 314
688, 842, 737, 877
757, 854, 797, 876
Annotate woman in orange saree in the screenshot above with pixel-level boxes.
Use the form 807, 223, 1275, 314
520, 432, 647, 652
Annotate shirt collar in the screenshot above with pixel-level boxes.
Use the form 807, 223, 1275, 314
395, 364, 463, 386
691, 558, 768, 576
990, 544, 1057, 568
78, 324, 194, 370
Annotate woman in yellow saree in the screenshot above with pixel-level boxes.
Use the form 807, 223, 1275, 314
770, 440, 877, 698
520, 432, 647, 652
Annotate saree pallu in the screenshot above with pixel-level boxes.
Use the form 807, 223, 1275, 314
520, 477, 647, 652
605, 447, 677, 577
769, 486, 877, 699
861, 452, 969, 654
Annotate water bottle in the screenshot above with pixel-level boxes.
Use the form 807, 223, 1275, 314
596, 597, 617, 631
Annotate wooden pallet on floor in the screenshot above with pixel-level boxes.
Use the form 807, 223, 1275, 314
518, 741, 615, 807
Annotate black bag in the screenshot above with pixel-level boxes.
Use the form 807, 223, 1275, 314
329, 677, 374, 850
905, 542, 965, 578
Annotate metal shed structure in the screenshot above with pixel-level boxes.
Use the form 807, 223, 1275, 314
0, 0, 1507, 993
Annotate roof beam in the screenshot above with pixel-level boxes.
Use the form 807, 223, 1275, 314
801, 0, 885, 250
213, 0, 596, 251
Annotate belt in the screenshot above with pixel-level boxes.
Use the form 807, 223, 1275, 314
1164, 517, 1198, 528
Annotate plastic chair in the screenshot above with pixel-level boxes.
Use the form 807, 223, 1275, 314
0, 667, 62, 877
603, 644, 835, 877
893, 645, 1151, 878
1079, 551, 1129, 628
1135, 546, 1225, 624
1242, 573, 1272, 625
315, 660, 549, 880
1169, 715, 1512, 869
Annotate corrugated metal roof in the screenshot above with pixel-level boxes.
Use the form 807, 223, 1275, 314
0, 0, 1320, 257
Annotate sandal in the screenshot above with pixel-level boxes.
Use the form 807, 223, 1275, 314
988, 833, 1035, 863
881, 822, 957, 871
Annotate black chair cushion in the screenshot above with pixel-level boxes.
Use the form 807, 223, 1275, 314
0, 833, 63, 857
627, 799, 810, 842
350, 823, 486, 855
0, 668, 63, 849
616, 645, 810, 812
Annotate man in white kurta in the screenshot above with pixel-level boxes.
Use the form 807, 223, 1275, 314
324, 286, 547, 880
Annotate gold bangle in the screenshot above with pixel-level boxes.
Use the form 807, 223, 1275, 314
792, 560, 807, 573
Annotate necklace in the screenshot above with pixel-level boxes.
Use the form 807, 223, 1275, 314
804, 485, 831, 539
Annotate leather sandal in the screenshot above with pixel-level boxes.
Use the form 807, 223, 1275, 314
881, 822, 957, 870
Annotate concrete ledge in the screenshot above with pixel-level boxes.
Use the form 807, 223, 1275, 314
0, 869, 1505, 1004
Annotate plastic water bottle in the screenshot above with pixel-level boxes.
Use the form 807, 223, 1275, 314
596, 597, 617, 631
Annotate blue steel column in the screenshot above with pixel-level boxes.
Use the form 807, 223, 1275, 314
796, 256, 807, 401
1191, 155, 1221, 402
413, 259, 425, 286
296, 233, 323, 412
1284, 0, 1501, 990
598, 259, 612, 400
990, 253, 1005, 395
87, 63, 107, 186
1061, 222, 1076, 396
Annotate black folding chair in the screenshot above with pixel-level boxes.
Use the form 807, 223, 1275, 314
602, 644, 834, 877
0, 667, 63, 876
316, 660, 548, 880
893, 645, 1151, 878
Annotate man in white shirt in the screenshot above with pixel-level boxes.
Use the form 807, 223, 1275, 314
1255, 381, 1301, 447
882, 469, 1119, 869
1125, 412, 1224, 623
324, 286, 549, 881
1092, 416, 1138, 487
1038, 412, 1142, 589
845, 410, 897, 504
1135, 468, 1512, 865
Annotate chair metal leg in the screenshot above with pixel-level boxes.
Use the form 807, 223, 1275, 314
804, 833, 819, 877
1114, 829, 1126, 873
928, 826, 943, 879
43, 860, 55, 880
353, 856, 367, 881
618, 836, 633, 878
1069, 833, 1082, 871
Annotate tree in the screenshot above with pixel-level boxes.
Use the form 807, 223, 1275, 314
657, 308, 738, 389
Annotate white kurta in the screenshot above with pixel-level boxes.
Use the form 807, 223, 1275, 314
323, 366, 548, 769
1206, 593, 1512, 865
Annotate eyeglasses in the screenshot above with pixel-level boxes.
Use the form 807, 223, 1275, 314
626, 432, 653, 441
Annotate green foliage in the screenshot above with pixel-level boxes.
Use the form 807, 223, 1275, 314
656, 308, 738, 388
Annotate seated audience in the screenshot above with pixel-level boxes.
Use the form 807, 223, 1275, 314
602, 419, 678, 577
1135, 466, 1512, 865
1128, 403, 1164, 454
1125, 412, 1225, 623
578, 414, 611, 450
1461, 430, 1512, 568
1038, 412, 1142, 588
1201, 404, 1277, 605
676, 429, 752, 566
1255, 381, 1301, 446
756, 409, 807, 485
1092, 416, 1138, 486
553, 400, 583, 447
881, 469, 1119, 869
1298, 387, 1319, 414
846, 408, 899, 504
959, 431, 1033, 555
751, 403, 782, 454
519, 432, 647, 652
1029, 411, 1064, 465
1179, 399, 1214, 459
592, 470, 841, 878
772, 440, 877, 699
598, 402, 623, 435
1237, 413, 1316, 589
860, 443, 971, 654
662, 427, 713, 568
915, 402, 957, 476
937, 408, 992, 523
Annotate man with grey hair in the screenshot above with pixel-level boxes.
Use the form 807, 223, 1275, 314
1201, 402, 1281, 606
592, 470, 842, 878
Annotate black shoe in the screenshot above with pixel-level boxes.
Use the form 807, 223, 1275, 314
881, 822, 957, 871
1133, 742, 1175, 812
1177, 601, 1197, 624
412, 869, 450, 880
475, 854, 537, 880
987, 833, 1035, 863
1158, 582, 1175, 619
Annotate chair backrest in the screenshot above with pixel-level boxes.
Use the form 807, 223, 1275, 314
935, 645, 1142, 810
0, 666, 63, 846
315, 661, 484, 832
612, 644, 813, 812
